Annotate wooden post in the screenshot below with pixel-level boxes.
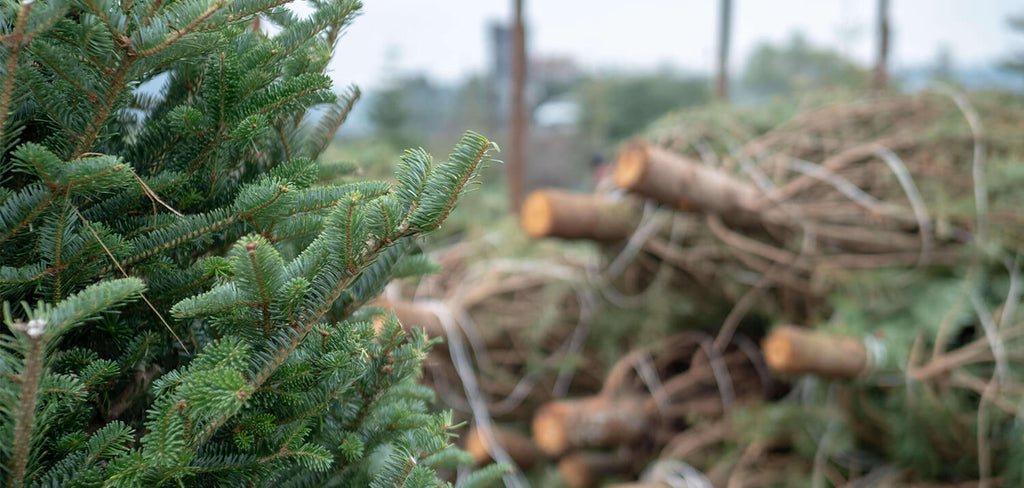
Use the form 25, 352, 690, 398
520, 189, 638, 241
508, 0, 527, 213
558, 451, 633, 488
762, 326, 868, 378
714, 0, 732, 101
614, 140, 761, 225
531, 394, 649, 456
464, 424, 541, 469
872, 0, 890, 90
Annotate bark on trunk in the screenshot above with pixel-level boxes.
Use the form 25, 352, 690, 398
464, 424, 541, 469
520, 189, 638, 241
763, 326, 868, 378
614, 140, 761, 225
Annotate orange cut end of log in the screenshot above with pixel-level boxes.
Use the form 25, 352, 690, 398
613, 142, 648, 191
762, 327, 795, 373
558, 454, 595, 488
531, 402, 569, 456
521, 190, 555, 238
463, 426, 489, 464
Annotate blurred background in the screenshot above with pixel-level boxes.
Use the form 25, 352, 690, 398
314, 2, 1024, 486
318, 0, 1022, 213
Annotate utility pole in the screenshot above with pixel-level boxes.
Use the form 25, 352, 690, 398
872, 0, 890, 90
508, 0, 527, 213
714, 0, 732, 102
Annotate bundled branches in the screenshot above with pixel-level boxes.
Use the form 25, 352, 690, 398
590, 92, 1024, 486
529, 332, 775, 486
508, 91, 1024, 486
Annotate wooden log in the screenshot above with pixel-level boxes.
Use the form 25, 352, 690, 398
558, 451, 633, 488
531, 394, 649, 456
372, 298, 444, 338
464, 424, 541, 469
614, 140, 761, 225
520, 189, 638, 241
762, 326, 868, 378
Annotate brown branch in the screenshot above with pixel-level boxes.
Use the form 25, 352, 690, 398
0, 0, 34, 147
7, 333, 43, 488
136, 3, 223, 58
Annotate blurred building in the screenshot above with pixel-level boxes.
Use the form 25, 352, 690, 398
489, 22, 581, 124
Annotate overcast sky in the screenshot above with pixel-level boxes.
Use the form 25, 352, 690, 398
326, 0, 1022, 89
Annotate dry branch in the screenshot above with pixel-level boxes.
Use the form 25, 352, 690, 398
520, 189, 639, 241
532, 333, 771, 457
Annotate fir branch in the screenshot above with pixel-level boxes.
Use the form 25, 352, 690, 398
109, 210, 239, 272
0, 184, 54, 242
192, 224, 414, 446
72, 62, 131, 158
243, 239, 274, 332
79, 0, 123, 39
6, 330, 44, 488
25, 41, 90, 96
72, 207, 189, 351
0, 0, 33, 149
194, 128, 493, 443
302, 85, 359, 159
136, 1, 226, 58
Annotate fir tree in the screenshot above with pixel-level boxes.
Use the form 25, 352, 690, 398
0, 0, 505, 486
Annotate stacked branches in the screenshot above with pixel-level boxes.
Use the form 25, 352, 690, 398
507, 91, 1024, 486
0, 0, 506, 486
601, 92, 1024, 485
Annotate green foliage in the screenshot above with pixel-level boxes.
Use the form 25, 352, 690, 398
0, 0, 504, 486
742, 33, 868, 98
577, 72, 710, 150
369, 84, 419, 150
1002, 13, 1024, 77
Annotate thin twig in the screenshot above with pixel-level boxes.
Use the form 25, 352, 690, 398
423, 301, 529, 488
872, 144, 933, 265
932, 83, 987, 241
71, 206, 189, 352
130, 169, 183, 216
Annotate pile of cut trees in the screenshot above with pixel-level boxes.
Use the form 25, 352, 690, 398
514, 91, 1024, 486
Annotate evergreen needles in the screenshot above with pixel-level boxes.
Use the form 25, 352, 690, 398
0, 0, 504, 486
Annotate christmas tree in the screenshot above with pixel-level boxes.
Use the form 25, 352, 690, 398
0, 0, 504, 485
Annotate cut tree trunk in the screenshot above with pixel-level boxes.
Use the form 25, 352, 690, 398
614, 140, 762, 225
558, 450, 633, 488
464, 424, 541, 469
520, 189, 638, 241
532, 394, 649, 456
762, 326, 868, 378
